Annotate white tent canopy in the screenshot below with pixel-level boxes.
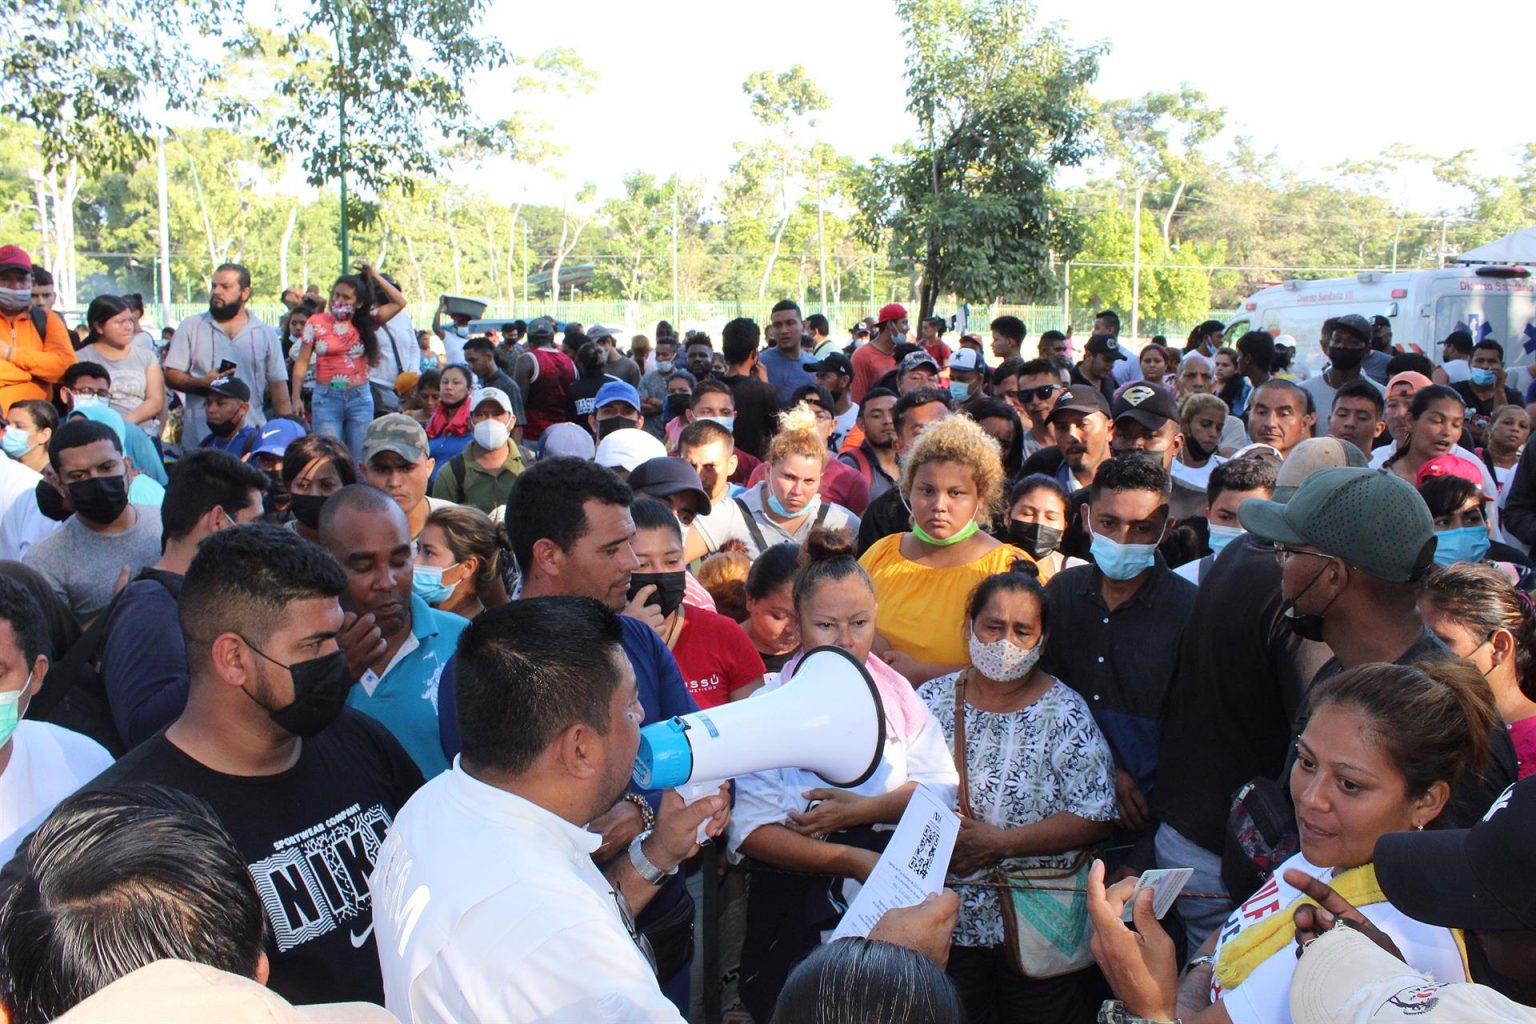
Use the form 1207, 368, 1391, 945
1454, 227, 1536, 264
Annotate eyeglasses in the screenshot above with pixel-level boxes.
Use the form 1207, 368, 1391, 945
1010, 385, 1060, 403
1273, 545, 1336, 567
71, 386, 111, 398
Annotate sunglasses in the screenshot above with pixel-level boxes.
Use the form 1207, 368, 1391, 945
1011, 385, 1060, 403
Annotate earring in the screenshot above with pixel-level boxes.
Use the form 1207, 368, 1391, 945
1414, 822, 1425, 831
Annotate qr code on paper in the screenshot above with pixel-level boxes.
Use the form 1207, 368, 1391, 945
907, 817, 941, 876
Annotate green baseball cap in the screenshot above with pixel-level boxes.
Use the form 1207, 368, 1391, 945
1237, 467, 1435, 582
362, 413, 430, 465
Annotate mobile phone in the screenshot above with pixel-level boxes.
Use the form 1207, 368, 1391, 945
218, 359, 237, 375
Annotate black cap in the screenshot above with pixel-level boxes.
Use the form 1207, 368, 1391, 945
626, 457, 712, 515
1086, 334, 1128, 361
207, 376, 251, 402
1376, 779, 1536, 931
803, 351, 853, 377
1111, 381, 1179, 429
1331, 314, 1372, 345
1046, 384, 1112, 424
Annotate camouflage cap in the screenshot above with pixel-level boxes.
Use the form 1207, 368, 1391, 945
362, 413, 429, 465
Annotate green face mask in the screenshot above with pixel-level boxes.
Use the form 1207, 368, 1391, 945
911, 519, 981, 547
0, 680, 26, 747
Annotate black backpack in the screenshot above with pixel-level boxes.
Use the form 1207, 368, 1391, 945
24, 569, 183, 756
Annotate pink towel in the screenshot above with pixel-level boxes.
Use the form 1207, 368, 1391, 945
780, 648, 926, 742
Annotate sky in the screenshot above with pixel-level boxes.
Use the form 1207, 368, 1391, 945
465, 0, 1536, 212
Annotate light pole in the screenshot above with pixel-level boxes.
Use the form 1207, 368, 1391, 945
334, 7, 350, 273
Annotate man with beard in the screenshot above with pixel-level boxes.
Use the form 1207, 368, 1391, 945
165, 263, 292, 446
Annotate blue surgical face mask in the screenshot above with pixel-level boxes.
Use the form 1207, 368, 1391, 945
1, 425, 32, 459
1207, 523, 1244, 558
1088, 520, 1164, 581
949, 380, 970, 402
768, 487, 820, 520
412, 563, 460, 606
1432, 525, 1490, 568
655, 360, 674, 374
451, 324, 469, 338
700, 415, 735, 434
1470, 367, 1499, 388
72, 394, 104, 412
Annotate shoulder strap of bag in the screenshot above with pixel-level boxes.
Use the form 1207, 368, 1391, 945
848, 447, 872, 483
953, 672, 974, 819
29, 305, 48, 342
451, 452, 468, 492
813, 501, 830, 529
734, 495, 771, 554
383, 318, 404, 372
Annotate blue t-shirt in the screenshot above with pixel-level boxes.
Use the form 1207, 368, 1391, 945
346, 593, 467, 779
756, 346, 816, 408
101, 571, 186, 748
199, 423, 257, 456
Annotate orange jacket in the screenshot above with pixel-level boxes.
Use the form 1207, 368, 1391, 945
0, 307, 76, 410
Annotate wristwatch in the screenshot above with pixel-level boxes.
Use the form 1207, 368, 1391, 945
1097, 1000, 1181, 1024
627, 830, 677, 886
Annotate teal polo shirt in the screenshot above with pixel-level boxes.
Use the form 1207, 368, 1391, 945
345, 592, 467, 778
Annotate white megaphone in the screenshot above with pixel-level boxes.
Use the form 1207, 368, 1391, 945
632, 646, 887, 837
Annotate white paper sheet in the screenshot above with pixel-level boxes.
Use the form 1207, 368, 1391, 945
830, 783, 959, 941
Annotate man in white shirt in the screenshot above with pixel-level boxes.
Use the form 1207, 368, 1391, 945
372, 299, 422, 390
371, 596, 727, 1024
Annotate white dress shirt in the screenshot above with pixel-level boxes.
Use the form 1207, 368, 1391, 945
372, 762, 684, 1024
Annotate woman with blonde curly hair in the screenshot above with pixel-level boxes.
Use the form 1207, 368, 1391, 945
685, 403, 861, 559
859, 415, 1031, 685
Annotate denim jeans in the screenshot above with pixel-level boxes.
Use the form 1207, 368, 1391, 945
310, 381, 373, 461
1155, 822, 1233, 951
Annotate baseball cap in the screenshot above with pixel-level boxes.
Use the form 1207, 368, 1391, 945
1046, 384, 1112, 424
1290, 927, 1531, 1024
877, 302, 907, 326
1085, 334, 1128, 361
852, 324, 870, 337
1387, 370, 1433, 396
593, 379, 641, 414
899, 350, 940, 376
471, 387, 514, 416
1111, 381, 1178, 430
1238, 466, 1434, 581
250, 418, 307, 459
587, 324, 621, 344
526, 316, 556, 339
948, 348, 985, 373
539, 421, 596, 461
361, 413, 429, 465
1271, 437, 1370, 501
595, 427, 667, 472
803, 351, 853, 377
1331, 313, 1372, 345
1375, 778, 1536, 932
53, 959, 395, 1023
628, 456, 712, 515
0, 245, 32, 273
1416, 453, 1490, 496
1274, 334, 1297, 350
207, 376, 251, 403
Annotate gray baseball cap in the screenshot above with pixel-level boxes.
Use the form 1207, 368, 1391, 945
1238, 467, 1435, 582
1271, 436, 1369, 501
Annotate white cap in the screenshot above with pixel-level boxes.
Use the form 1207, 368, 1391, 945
539, 421, 596, 461
1291, 928, 1531, 1024
949, 348, 985, 373
471, 387, 514, 415
54, 959, 395, 1023
595, 428, 667, 472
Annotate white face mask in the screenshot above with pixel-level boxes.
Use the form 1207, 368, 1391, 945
473, 418, 511, 450
967, 628, 1041, 682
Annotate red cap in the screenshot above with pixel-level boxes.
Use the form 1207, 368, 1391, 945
0, 246, 32, 273
1416, 453, 1489, 495
877, 302, 907, 326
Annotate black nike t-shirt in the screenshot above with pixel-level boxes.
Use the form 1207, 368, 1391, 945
90, 709, 424, 1005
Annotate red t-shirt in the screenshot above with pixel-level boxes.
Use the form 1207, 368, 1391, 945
850, 343, 896, 404
671, 606, 766, 709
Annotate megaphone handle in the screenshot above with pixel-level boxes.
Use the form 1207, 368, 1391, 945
676, 779, 724, 845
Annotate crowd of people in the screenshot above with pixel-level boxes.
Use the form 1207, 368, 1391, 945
0, 239, 1533, 1024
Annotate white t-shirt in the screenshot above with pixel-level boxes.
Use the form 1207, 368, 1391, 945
372, 763, 684, 1024
830, 403, 859, 453
1211, 851, 1468, 1024
373, 311, 423, 386
0, 486, 61, 562
1441, 359, 1472, 384
0, 720, 114, 864
0, 456, 42, 525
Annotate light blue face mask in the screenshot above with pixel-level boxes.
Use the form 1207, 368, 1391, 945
0, 677, 30, 747
1470, 367, 1499, 387
72, 394, 104, 412
949, 380, 970, 402
768, 488, 820, 520
1, 425, 32, 459
412, 563, 460, 606
1207, 523, 1245, 558
1432, 525, 1490, 568
1088, 521, 1163, 581
700, 416, 735, 433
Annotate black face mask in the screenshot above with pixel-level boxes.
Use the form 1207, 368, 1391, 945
1281, 561, 1341, 643
1184, 432, 1214, 463
597, 415, 636, 439
265, 470, 289, 506
206, 416, 241, 439
246, 644, 352, 737
627, 570, 688, 619
1008, 520, 1063, 560
209, 297, 242, 322
665, 393, 691, 418
67, 474, 129, 525
36, 479, 70, 522
289, 493, 327, 530
1328, 346, 1365, 373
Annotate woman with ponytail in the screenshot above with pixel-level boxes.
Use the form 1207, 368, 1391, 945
731, 527, 957, 1021
289, 263, 406, 460
1422, 560, 1536, 777
1092, 660, 1498, 1024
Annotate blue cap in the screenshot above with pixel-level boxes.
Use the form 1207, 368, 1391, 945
593, 379, 641, 414
251, 418, 307, 458
632, 717, 696, 789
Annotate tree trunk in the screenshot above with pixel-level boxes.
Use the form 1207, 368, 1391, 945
484, 219, 502, 305
187, 154, 219, 273
505, 204, 522, 313
279, 206, 297, 288
403, 234, 427, 306
1161, 179, 1186, 250
445, 216, 463, 294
